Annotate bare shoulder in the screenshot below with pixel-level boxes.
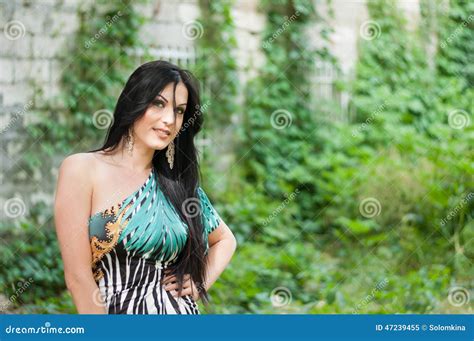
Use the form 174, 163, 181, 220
58, 152, 98, 185
55, 152, 99, 216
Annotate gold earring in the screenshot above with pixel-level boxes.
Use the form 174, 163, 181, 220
126, 127, 134, 155
166, 140, 175, 169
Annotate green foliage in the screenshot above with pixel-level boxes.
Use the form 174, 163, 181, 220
0, 218, 74, 312
212, 0, 472, 314
239, 0, 325, 236
196, 0, 239, 130
435, 0, 474, 86
23, 0, 147, 172
202, 243, 453, 314
347, 0, 473, 271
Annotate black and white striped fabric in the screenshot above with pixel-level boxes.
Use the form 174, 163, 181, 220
96, 237, 200, 314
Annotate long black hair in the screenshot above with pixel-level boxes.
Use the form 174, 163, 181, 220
88, 60, 210, 303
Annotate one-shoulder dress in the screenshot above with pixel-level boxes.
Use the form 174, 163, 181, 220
88, 166, 221, 314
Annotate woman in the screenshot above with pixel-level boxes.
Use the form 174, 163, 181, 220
54, 60, 237, 314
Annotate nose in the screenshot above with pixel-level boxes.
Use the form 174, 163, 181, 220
161, 106, 176, 126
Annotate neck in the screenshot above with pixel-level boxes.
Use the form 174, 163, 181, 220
110, 138, 154, 172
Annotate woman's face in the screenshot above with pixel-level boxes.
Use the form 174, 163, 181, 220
132, 81, 188, 151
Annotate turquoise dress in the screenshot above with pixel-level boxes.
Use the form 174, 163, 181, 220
88, 166, 221, 314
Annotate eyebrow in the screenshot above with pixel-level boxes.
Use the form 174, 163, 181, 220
156, 94, 187, 107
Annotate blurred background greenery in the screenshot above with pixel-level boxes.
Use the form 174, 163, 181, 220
0, 0, 472, 314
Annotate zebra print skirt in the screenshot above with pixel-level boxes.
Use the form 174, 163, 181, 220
94, 241, 200, 315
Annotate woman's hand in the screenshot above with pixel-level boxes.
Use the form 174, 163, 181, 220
163, 272, 202, 301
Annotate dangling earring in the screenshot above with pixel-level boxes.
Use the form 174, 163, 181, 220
126, 127, 134, 156
166, 140, 175, 169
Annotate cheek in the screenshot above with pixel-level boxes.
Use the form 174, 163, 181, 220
133, 119, 146, 134
133, 111, 156, 136
142, 108, 158, 123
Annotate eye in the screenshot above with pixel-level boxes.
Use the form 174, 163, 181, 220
152, 100, 165, 108
177, 107, 185, 115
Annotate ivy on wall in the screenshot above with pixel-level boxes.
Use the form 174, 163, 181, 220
196, 0, 239, 131
215, 0, 340, 246
242, 0, 319, 189
435, 0, 474, 87
24, 0, 147, 172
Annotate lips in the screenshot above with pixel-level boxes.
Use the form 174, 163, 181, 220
153, 128, 171, 137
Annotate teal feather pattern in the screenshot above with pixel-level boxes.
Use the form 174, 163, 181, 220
117, 169, 188, 261
197, 186, 221, 240
115, 168, 222, 261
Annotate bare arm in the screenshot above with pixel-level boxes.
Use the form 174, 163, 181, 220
54, 154, 106, 314
204, 220, 237, 291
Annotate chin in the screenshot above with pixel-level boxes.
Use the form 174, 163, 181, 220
149, 139, 169, 151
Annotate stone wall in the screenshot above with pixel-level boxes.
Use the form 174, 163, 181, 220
0, 0, 85, 221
